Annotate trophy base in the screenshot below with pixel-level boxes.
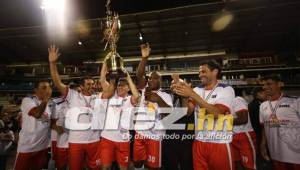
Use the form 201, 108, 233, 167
107, 69, 127, 79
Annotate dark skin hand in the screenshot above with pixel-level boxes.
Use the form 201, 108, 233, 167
145, 91, 170, 108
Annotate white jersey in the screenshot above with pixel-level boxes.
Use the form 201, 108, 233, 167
136, 88, 173, 141
194, 83, 235, 143
50, 98, 64, 142
18, 96, 54, 153
51, 130, 57, 142
65, 89, 100, 144
101, 93, 134, 142
54, 98, 69, 148
260, 94, 300, 164
232, 97, 254, 134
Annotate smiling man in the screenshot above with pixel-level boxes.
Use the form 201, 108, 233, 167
174, 60, 235, 170
14, 80, 55, 170
259, 74, 300, 170
133, 43, 173, 170
48, 45, 104, 170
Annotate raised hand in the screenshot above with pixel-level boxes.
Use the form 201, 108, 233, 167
171, 73, 180, 83
173, 81, 193, 97
140, 43, 151, 58
48, 45, 61, 63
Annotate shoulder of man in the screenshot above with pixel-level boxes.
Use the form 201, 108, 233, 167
283, 94, 299, 99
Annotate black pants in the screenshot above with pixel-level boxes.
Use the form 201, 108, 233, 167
162, 139, 193, 170
0, 155, 7, 170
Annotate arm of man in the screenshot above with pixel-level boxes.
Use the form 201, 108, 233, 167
100, 63, 115, 99
175, 82, 234, 118
182, 98, 195, 116
259, 103, 270, 160
126, 72, 140, 105
136, 43, 151, 89
260, 126, 270, 160
22, 97, 49, 119
233, 97, 249, 125
233, 110, 248, 125
145, 92, 171, 108
51, 119, 64, 135
48, 45, 68, 96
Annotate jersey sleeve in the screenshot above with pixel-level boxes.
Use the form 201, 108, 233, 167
65, 88, 78, 103
291, 97, 300, 117
214, 86, 235, 113
233, 97, 248, 113
21, 97, 37, 116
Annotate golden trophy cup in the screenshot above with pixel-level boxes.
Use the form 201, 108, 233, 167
102, 0, 126, 78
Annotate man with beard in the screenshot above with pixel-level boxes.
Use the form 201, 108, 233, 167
259, 74, 300, 170
48, 45, 113, 170
173, 60, 235, 170
133, 43, 173, 170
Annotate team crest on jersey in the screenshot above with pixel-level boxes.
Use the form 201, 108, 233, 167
279, 104, 290, 108
211, 95, 217, 98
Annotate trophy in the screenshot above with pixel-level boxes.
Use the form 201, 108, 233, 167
102, 0, 126, 78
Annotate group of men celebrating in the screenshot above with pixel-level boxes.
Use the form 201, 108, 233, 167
14, 43, 300, 170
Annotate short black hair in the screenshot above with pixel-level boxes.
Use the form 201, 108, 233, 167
117, 78, 129, 86
260, 74, 282, 82
199, 60, 222, 78
34, 79, 50, 89
79, 76, 94, 85
69, 82, 80, 89
234, 88, 243, 97
251, 87, 264, 96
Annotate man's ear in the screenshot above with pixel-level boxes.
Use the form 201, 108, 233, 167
213, 69, 219, 77
278, 81, 284, 88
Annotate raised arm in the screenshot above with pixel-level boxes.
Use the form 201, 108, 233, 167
126, 72, 140, 105
48, 45, 67, 96
136, 43, 151, 89
100, 63, 115, 99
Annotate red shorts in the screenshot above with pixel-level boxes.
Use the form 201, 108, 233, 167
14, 148, 48, 170
193, 141, 234, 170
68, 141, 101, 170
51, 141, 58, 161
56, 147, 69, 170
231, 131, 256, 169
100, 137, 130, 168
133, 133, 162, 168
272, 160, 300, 170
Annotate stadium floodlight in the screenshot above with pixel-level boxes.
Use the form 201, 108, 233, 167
41, 0, 67, 41
211, 9, 233, 32
40, 0, 66, 11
